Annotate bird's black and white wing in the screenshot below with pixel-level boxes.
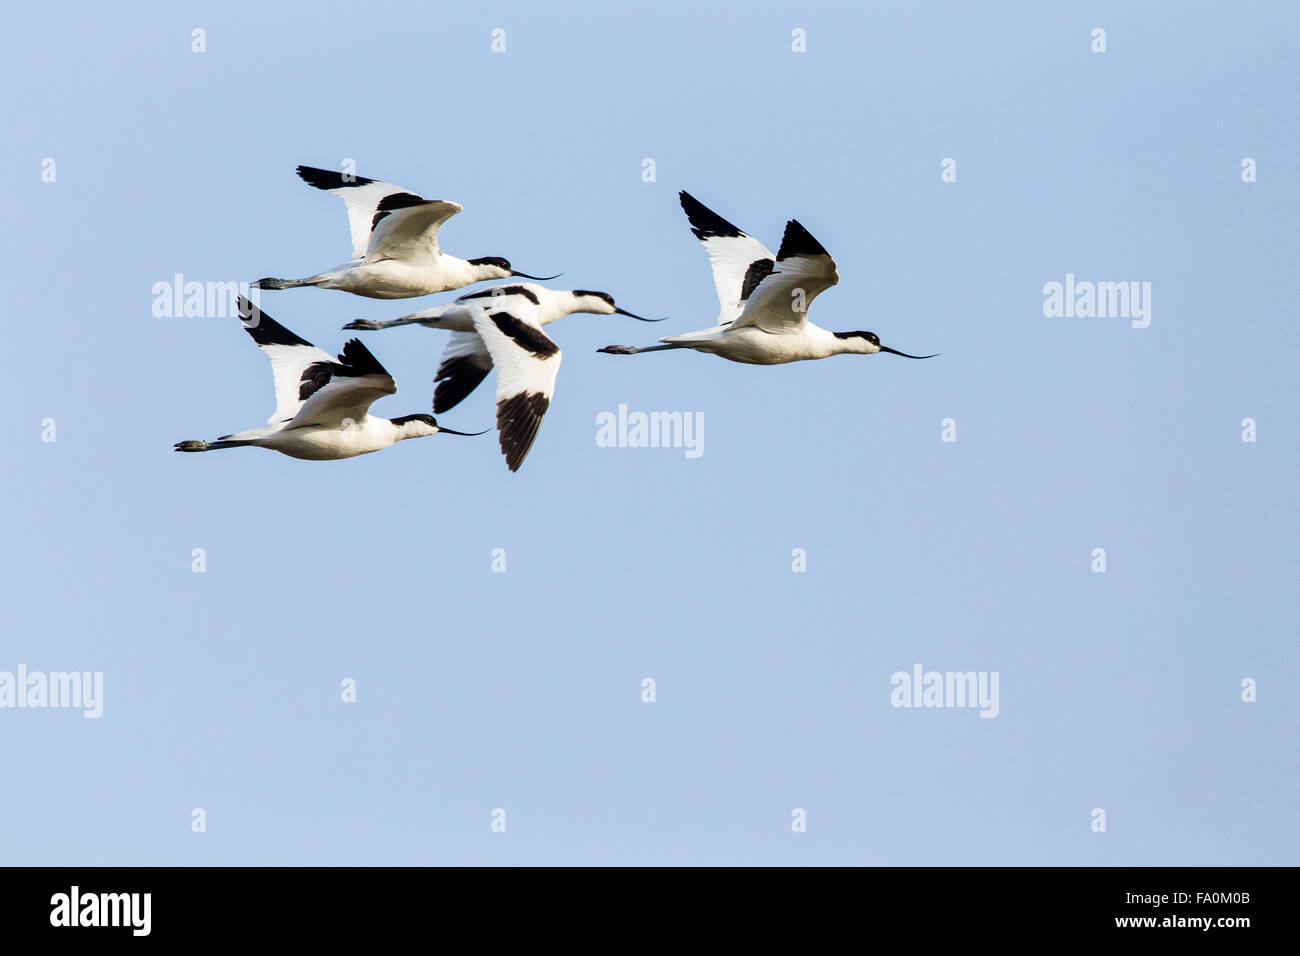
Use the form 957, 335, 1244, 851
468, 303, 562, 472
433, 331, 494, 413
283, 338, 398, 430
727, 220, 840, 334
431, 285, 550, 412
678, 191, 775, 327
296, 165, 462, 263
237, 297, 338, 425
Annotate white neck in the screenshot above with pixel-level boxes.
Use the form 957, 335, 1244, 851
827, 333, 881, 356
389, 418, 439, 442
529, 286, 575, 325
542, 291, 615, 324
445, 257, 509, 288
549, 297, 594, 322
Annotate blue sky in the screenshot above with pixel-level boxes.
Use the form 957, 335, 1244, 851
2, 0, 1296, 865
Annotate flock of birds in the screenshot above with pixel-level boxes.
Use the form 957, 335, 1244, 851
176, 165, 936, 471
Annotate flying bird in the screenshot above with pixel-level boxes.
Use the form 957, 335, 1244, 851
252, 166, 557, 299
344, 284, 659, 471
598, 191, 936, 365
174, 298, 482, 460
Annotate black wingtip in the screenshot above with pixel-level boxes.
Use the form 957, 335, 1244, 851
296, 164, 377, 190
776, 219, 830, 260
236, 298, 316, 348
433, 355, 492, 413
678, 190, 745, 240
337, 338, 390, 377
496, 391, 550, 472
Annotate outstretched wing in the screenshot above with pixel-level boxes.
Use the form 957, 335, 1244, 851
365, 198, 463, 263
237, 297, 337, 425
432, 285, 554, 411
295, 165, 461, 262
433, 331, 494, 413
468, 302, 561, 472
284, 338, 398, 430
678, 191, 776, 327
727, 220, 839, 334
